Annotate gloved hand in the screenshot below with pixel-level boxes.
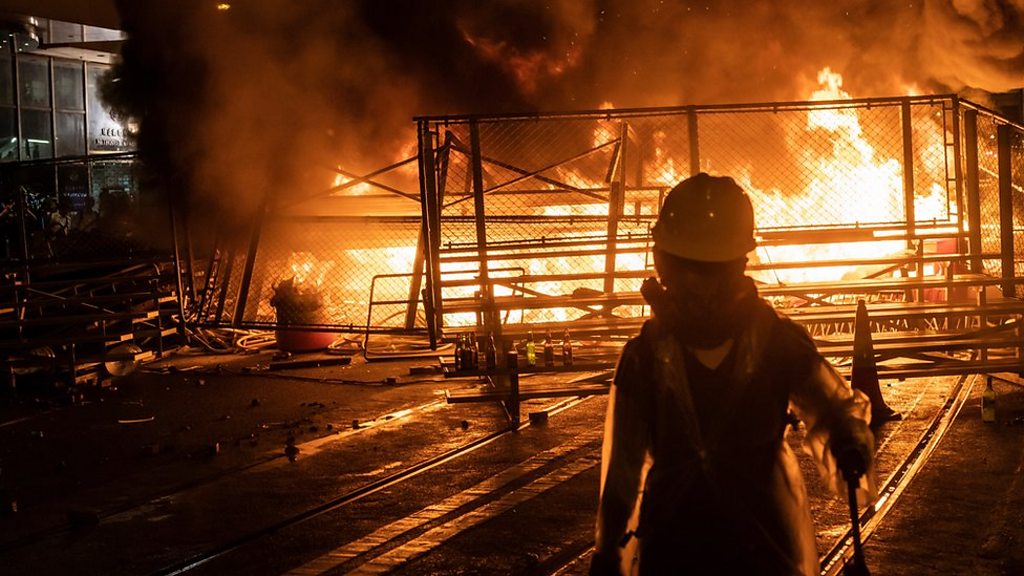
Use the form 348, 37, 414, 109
589, 549, 621, 576
832, 442, 867, 482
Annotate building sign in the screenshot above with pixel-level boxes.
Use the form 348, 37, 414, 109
86, 63, 132, 152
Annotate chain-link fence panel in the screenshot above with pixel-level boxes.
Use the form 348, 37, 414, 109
196, 157, 427, 335
428, 114, 656, 337
975, 111, 1004, 280
1012, 125, 1024, 298
421, 97, 970, 341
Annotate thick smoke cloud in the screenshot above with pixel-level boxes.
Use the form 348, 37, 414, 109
103, 0, 1022, 231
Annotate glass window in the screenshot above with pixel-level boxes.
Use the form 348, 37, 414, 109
55, 111, 85, 157
21, 108, 52, 159
54, 60, 84, 111
0, 107, 17, 161
18, 56, 50, 109
0, 51, 12, 107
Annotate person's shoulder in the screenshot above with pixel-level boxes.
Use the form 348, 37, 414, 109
763, 307, 819, 357
615, 320, 658, 375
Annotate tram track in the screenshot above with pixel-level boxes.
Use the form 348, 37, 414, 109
150, 396, 594, 576
0, 397, 452, 555
818, 373, 979, 575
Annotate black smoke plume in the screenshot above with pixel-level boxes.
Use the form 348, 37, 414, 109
102, 0, 1022, 231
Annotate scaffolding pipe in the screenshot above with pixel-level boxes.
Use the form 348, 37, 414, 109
469, 120, 498, 338
998, 124, 1015, 297
962, 108, 983, 273
417, 122, 441, 347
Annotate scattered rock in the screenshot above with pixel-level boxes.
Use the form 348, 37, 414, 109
460, 420, 470, 431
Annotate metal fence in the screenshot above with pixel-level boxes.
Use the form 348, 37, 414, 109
416, 95, 1024, 346
191, 94, 1024, 345
192, 157, 429, 336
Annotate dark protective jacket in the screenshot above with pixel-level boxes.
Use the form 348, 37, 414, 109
594, 298, 875, 575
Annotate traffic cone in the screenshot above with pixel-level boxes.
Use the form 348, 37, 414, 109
852, 299, 901, 425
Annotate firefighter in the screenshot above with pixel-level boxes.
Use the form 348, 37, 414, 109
591, 173, 876, 575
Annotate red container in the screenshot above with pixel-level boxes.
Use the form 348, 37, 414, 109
275, 329, 336, 352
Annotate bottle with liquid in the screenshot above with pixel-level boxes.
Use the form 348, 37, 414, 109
543, 331, 555, 367
982, 377, 997, 423
525, 332, 537, 366
454, 334, 464, 371
562, 329, 573, 366
485, 332, 497, 370
461, 333, 475, 371
469, 332, 480, 370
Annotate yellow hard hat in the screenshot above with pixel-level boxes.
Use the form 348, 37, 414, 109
652, 173, 756, 262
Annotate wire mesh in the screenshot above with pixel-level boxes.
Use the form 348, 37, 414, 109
975, 112, 1005, 279
421, 96, 969, 340
1011, 126, 1024, 298
195, 157, 427, 335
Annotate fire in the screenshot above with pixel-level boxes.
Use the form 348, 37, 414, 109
331, 172, 373, 195
288, 251, 332, 289
744, 66, 956, 285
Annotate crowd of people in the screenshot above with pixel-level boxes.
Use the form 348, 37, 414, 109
0, 188, 136, 260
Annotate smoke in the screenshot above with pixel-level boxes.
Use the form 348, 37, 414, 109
103, 0, 1022, 231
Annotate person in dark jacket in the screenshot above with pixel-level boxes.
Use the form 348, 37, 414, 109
591, 173, 876, 575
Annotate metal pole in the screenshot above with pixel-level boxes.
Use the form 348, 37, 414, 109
469, 120, 496, 336
604, 122, 627, 294
168, 199, 188, 340
414, 121, 437, 345
232, 197, 268, 327
182, 202, 197, 307
901, 100, 917, 262
962, 108, 983, 273
688, 108, 700, 176
950, 98, 966, 263
997, 124, 1015, 297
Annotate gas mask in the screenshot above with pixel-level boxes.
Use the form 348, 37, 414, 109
643, 254, 758, 348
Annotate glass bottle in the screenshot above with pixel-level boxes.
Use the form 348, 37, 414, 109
525, 331, 537, 366
485, 332, 497, 370
562, 329, 573, 366
461, 333, 475, 371
454, 333, 464, 371
543, 330, 555, 367
982, 377, 997, 423
469, 331, 480, 370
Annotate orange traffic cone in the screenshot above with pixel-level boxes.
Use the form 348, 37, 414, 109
852, 299, 901, 425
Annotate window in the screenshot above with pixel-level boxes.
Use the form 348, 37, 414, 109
54, 61, 84, 111
54, 60, 85, 156
0, 40, 14, 162
18, 56, 50, 109
55, 111, 85, 156
21, 108, 52, 159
